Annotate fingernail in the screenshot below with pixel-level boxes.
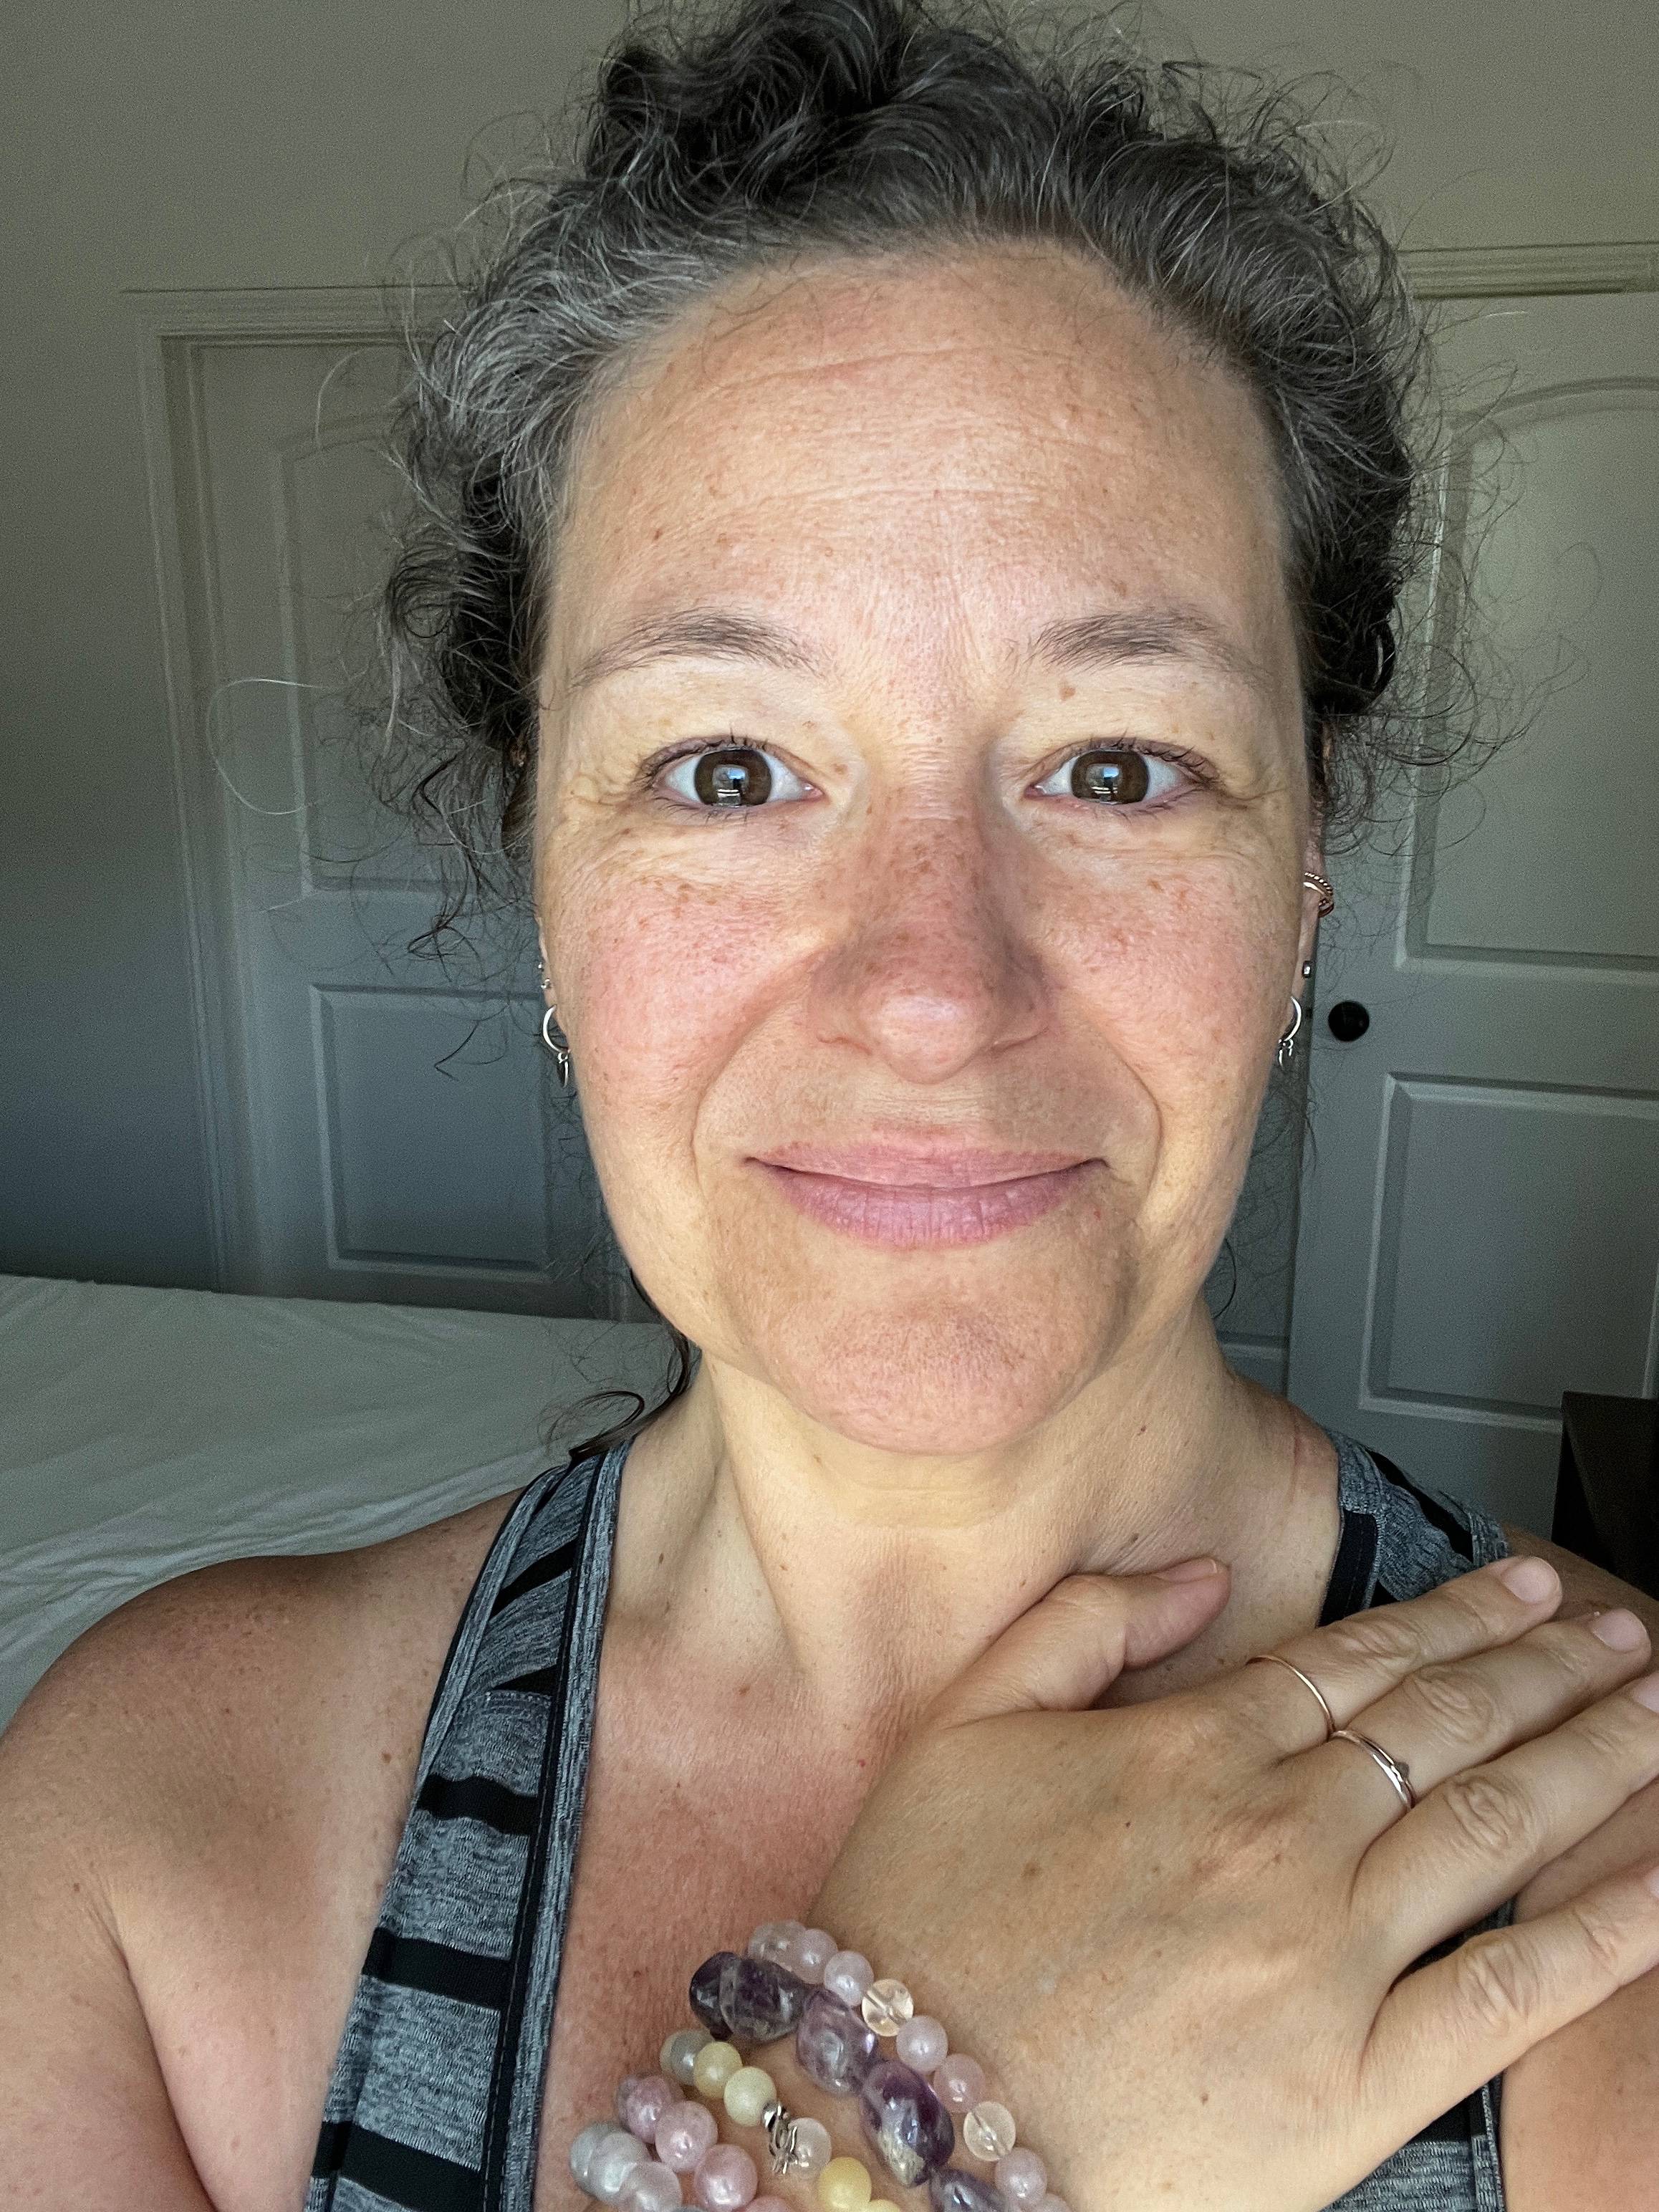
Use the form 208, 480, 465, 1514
1628, 1672, 1659, 1713
1645, 1863, 1659, 1900
1590, 1609, 1648, 1652
1495, 1556, 1558, 1601
1154, 1557, 1224, 1582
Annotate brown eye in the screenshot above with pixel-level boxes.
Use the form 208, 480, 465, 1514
692, 746, 773, 807
1069, 748, 1150, 804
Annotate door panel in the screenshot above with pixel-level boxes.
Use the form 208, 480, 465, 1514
1289, 291, 1659, 1528
168, 337, 623, 1314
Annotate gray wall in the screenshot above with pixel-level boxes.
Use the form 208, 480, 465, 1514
4, 0, 1657, 1288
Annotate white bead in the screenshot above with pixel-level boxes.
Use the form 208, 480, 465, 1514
824, 1950, 874, 2006
995, 2148, 1048, 2206
787, 1926, 838, 1981
962, 2102, 1016, 2161
749, 1918, 805, 1965
895, 2014, 948, 2072
661, 2026, 711, 2086
723, 2065, 777, 2128
860, 1978, 914, 2035
617, 2160, 685, 2212
572, 2120, 617, 2190
588, 2128, 650, 2203
788, 2115, 833, 2173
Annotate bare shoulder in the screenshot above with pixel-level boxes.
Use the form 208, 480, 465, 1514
3, 1483, 528, 1833
0, 1487, 526, 2212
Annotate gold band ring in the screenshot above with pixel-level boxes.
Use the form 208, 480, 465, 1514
1330, 1728, 1416, 1812
1246, 1652, 1336, 1740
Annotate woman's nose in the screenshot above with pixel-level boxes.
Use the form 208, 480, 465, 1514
807, 807, 1046, 1085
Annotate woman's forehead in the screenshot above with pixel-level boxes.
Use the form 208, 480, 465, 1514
547, 246, 1297, 700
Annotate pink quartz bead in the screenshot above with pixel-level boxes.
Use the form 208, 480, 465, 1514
1034, 2196, 1071, 2212
749, 2199, 793, 2212
655, 2100, 718, 2173
619, 2074, 681, 2142
895, 2014, 949, 2072
822, 1949, 874, 2006
693, 2143, 759, 2211
931, 2052, 988, 2114
782, 1925, 838, 1983
995, 2150, 1049, 2207
617, 2160, 686, 2212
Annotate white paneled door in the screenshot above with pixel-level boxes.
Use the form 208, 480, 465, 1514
155, 327, 626, 1315
1289, 292, 1659, 1530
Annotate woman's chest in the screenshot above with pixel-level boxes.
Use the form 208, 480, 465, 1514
531, 1693, 855, 2212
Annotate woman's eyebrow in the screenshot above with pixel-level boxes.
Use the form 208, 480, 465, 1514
561, 600, 1270, 701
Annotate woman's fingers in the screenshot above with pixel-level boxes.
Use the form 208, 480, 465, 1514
1354, 1669, 1659, 1959
1363, 1853, 1659, 2145
926, 1562, 1231, 1728
1312, 1607, 1653, 1832
1234, 1555, 1567, 1751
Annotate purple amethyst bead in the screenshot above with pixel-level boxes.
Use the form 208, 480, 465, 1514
930, 2170, 1010, 2212
718, 1952, 810, 2043
857, 2056, 957, 2188
796, 1986, 880, 2095
690, 1951, 739, 2037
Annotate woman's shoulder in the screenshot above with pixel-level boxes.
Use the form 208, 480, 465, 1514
1, 1483, 531, 1943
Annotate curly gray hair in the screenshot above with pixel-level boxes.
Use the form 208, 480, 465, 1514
379, 0, 1447, 948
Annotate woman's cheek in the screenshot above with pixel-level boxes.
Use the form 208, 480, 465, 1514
567, 865, 808, 1120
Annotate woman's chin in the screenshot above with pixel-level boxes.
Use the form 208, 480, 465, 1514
748, 1302, 1116, 1457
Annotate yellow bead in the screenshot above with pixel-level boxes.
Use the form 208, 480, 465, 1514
692, 2039, 744, 2097
723, 2064, 777, 2127
817, 2156, 874, 2212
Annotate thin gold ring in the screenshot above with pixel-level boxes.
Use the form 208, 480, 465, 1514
1303, 871, 1336, 917
1246, 1652, 1336, 1740
1331, 1727, 1416, 1812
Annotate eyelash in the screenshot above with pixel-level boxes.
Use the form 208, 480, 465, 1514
638, 736, 1216, 810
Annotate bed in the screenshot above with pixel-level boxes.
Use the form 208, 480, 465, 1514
0, 1274, 670, 1731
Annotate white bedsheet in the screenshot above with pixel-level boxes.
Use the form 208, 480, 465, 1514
0, 1274, 669, 1730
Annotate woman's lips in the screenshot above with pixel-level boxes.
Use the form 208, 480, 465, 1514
752, 1146, 1096, 1249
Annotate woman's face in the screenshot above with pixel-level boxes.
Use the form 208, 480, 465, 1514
536, 244, 1317, 1453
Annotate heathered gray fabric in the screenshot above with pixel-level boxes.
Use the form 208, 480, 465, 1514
308, 1429, 1511, 2211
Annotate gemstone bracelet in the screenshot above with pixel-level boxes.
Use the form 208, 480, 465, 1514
569, 1918, 1072, 2212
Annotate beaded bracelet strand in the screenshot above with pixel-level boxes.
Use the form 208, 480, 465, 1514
569, 1918, 1071, 2212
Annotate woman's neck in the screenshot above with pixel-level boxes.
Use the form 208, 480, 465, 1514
605, 1299, 1334, 1759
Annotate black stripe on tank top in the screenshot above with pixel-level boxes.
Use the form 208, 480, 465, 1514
416, 1771, 539, 1836
491, 1534, 582, 1618
1318, 1503, 1379, 1625
320, 2117, 486, 2211
363, 1926, 513, 2011
479, 1447, 610, 2205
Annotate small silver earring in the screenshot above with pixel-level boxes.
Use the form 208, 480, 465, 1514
540, 1004, 572, 1090
1276, 997, 1304, 1069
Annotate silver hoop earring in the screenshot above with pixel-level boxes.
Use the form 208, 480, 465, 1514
540, 1004, 572, 1090
1276, 997, 1304, 1070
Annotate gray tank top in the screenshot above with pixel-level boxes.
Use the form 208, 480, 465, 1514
306, 1428, 1512, 2212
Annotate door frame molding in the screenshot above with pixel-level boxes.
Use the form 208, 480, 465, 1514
128, 246, 1659, 1289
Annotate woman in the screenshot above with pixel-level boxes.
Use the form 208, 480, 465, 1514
5, 1, 1659, 2207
